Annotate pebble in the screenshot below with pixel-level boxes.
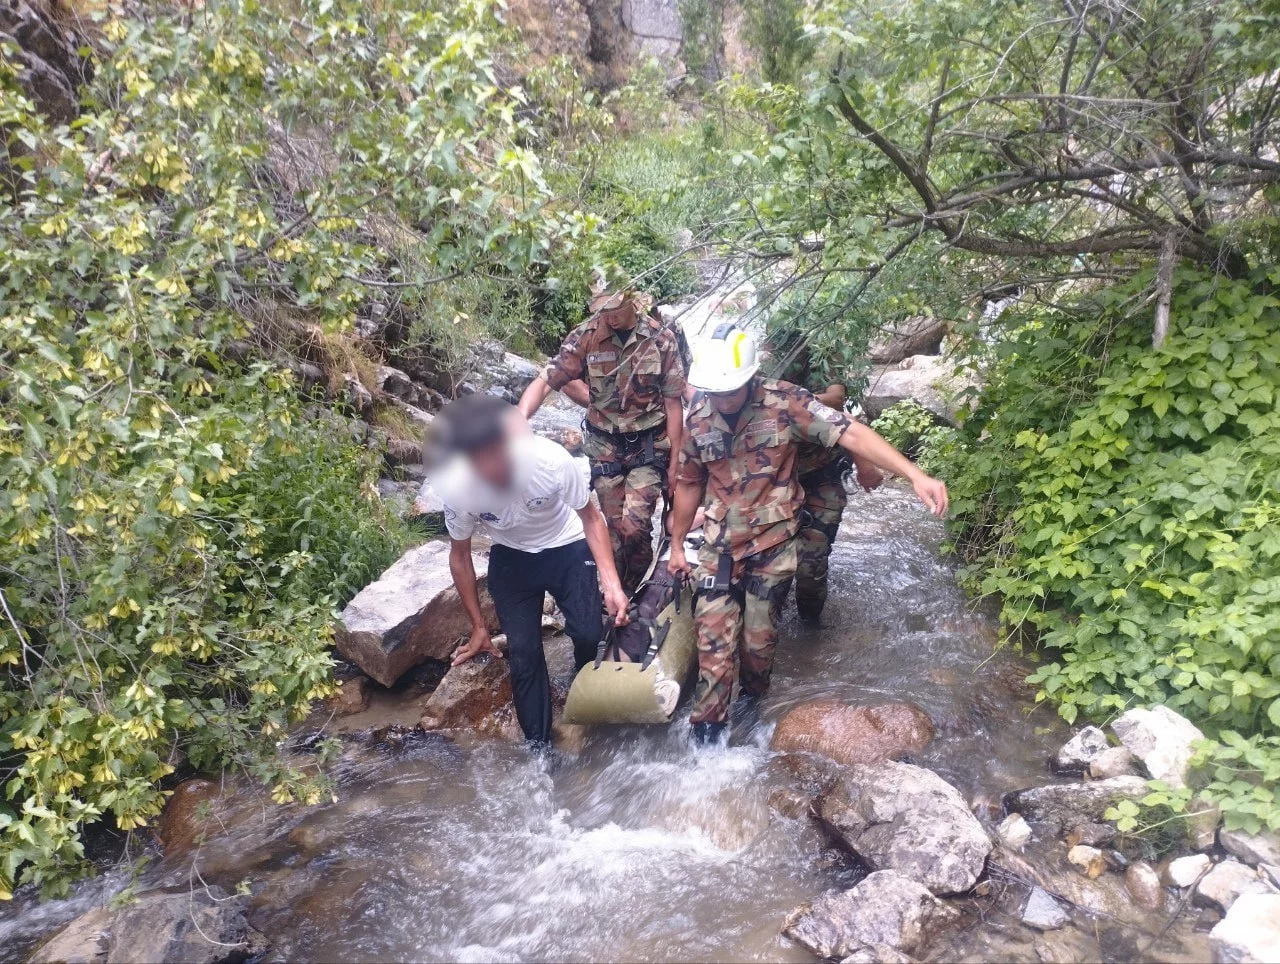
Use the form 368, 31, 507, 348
1067, 844, 1107, 879
998, 813, 1033, 851
1066, 822, 1116, 849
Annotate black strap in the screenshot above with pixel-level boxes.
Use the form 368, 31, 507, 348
639, 621, 671, 671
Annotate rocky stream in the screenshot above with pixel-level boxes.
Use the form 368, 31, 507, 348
6, 475, 1277, 963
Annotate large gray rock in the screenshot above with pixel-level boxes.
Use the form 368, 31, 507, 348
1110, 705, 1203, 788
335, 542, 499, 686
1210, 893, 1280, 963
32, 888, 262, 964
456, 339, 541, 404
782, 870, 958, 960
620, 0, 682, 59
1002, 776, 1148, 833
1052, 726, 1109, 774
1221, 828, 1280, 869
817, 761, 992, 895
861, 355, 977, 423
868, 316, 948, 365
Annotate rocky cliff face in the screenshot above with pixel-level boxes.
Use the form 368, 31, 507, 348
0, 0, 91, 123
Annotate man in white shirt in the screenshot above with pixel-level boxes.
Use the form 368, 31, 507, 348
430, 395, 629, 746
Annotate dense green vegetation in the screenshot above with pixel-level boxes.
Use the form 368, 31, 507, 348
1, 0, 1277, 899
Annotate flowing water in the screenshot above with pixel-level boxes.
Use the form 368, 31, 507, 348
4, 485, 1095, 962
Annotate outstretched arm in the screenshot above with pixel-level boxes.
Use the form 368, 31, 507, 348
518, 375, 554, 420
448, 537, 500, 665
838, 421, 948, 517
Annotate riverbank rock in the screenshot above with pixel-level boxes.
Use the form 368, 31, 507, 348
329, 675, 372, 715
1052, 726, 1109, 774
1196, 859, 1277, 911
1164, 853, 1212, 888
1220, 828, 1280, 869
0, 0, 89, 124
769, 701, 935, 767
782, 870, 959, 960
156, 778, 222, 855
410, 480, 446, 526
861, 355, 976, 423
1067, 844, 1107, 879
1002, 776, 1147, 833
1210, 893, 1280, 963
418, 649, 517, 738
335, 542, 499, 686
817, 761, 992, 895
1088, 746, 1138, 779
1110, 705, 1203, 788
455, 339, 541, 403
32, 887, 263, 964
868, 316, 948, 365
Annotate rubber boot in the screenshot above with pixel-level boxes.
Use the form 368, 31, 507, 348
691, 721, 727, 746
796, 596, 825, 625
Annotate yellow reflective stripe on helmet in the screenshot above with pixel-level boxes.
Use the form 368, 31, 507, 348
732, 330, 746, 368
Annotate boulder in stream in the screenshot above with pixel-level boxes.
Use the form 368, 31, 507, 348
156, 778, 222, 855
1001, 775, 1147, 834
861, 355, 976, 423
1110, 705, 1203, 789
868, 316, 949, 365
335, 542, 499, 686
1220, 828, 1280, 869
1210, 893, 1280, 964
418, 649, 517, 738
782, 869, 958, 961
31, 887, 263, 964
1195, 859, 1277, 912
1020, 886, 1070, 930
769, 701, 935, 767
817, 761, 992, 895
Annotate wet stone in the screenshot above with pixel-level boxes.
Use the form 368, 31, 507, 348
1087, 746, 1137, 779
1124, 861, 1164, 911
1111, 705, 1203, 789
770, 700, 935, 768
157, 778, 222, 855
998, 813, 1033, 851
1022, 886, 1070, 930
1052, 726, 1109, 774
782, 869, 959, 960
1067, 845, 1106, 879
1002, 776, 1147, 834
1065, 822, 1115, 849
1220, 828, 1280, 870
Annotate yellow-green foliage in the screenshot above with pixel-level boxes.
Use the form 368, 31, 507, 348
0, 0, 564, 897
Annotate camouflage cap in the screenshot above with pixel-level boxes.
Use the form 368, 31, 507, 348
588, 265, 655, 315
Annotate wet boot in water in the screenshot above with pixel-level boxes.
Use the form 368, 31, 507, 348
691, 721, 727, 746
796, 596, 825, 625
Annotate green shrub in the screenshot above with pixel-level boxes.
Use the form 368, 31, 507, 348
935, 265, 1280, 834
0, 0, 554, 897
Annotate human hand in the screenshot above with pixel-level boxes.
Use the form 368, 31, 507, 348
668, 545, 693, 578
603, 584, 631, 627
452, 626, 501, 666
912, 474, 950, 518
667, 465, 680, 498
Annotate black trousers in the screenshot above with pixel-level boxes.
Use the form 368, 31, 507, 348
486, 539, 604, 744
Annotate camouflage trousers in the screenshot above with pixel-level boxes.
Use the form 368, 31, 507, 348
690, 538, 798, 725
795, 479, 847, 619
593, 464, 664, 595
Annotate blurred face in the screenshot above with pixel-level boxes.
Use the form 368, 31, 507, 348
599, 302, 638, 332
709, 385, 751, 415
466, 437, 514, 490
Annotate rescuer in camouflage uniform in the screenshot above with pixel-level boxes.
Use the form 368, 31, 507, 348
669, 325, 950, 743
782, 348, 884, 623
519, 286, 686, 594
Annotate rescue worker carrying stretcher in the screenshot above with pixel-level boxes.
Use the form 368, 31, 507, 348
781, 346, 884, 624
668, 324, 949, 744
519, 282, 686, 594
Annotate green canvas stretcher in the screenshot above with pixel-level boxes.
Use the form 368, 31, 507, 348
561, 544, 697, 726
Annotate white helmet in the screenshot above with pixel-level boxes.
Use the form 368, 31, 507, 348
687, 323, 760, 393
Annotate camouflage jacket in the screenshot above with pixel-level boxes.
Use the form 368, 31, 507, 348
780, 355, 853, 478
677, 378, 848, 560
543, 312, 686, 455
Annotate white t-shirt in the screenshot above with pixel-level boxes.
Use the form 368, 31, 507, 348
433, 435, 590, 552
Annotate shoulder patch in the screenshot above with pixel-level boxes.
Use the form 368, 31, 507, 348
807, 398, 844, 422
